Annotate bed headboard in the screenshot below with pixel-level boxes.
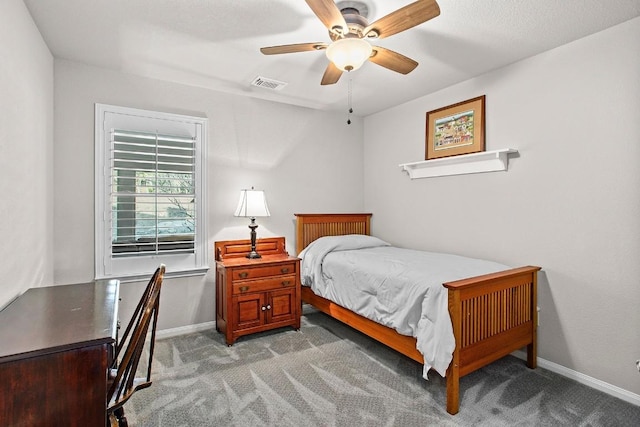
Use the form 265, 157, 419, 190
294, 213, 372, 254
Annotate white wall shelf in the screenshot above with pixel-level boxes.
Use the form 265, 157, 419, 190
399, 148, 518, 179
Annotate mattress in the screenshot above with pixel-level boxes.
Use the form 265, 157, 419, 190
299, 234, 510, 378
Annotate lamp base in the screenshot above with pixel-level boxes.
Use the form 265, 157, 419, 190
246, 218, 261, 259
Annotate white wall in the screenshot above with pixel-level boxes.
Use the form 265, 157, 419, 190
53, 59, 364, 330
0, 0, 54, 309
364, 17, 640, 395
7, 0, 638, 402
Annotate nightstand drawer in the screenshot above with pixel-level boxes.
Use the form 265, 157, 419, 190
232, 262, 297, 280
232, 276, 296, 295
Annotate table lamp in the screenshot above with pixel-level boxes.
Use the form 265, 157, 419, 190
234, 187, 270, 258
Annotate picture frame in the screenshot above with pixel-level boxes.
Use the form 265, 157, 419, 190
425, 95, 485, 160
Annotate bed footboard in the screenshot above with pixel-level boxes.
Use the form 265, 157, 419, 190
444, 266, 540, 414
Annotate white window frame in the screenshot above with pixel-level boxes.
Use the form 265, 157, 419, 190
95, 104, 208, 280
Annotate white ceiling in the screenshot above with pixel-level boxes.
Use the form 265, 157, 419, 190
24, 0, 640, 116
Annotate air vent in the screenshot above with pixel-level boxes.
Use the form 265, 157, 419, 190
251, 76, 287, 91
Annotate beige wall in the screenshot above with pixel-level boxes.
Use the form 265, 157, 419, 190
0, 0, 54, 309
53, 59, 365, 330
363, 17, 640, 395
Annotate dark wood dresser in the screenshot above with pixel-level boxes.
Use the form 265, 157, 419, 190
0, 280, 119, 426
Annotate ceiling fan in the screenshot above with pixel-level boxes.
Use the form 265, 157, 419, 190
260, 0, 440, 85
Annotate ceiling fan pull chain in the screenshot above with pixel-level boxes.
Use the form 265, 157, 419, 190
347, 74, 353, 125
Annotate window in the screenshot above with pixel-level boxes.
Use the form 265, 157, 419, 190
95, 104, 208, 280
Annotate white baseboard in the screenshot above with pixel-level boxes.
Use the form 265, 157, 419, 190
513, 350, 640, 406
156, 321, 216, 340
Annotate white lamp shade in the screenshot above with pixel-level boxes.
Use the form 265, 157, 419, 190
325, 38, 372, 71
234, 189, 270, 218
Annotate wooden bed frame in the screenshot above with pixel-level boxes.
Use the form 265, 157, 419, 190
295, 213, 540, 415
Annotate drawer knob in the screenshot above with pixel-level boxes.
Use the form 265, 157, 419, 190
266, 304, 271, 310
280, 267, 290, 274
239, 286, 250, 292
238, 272, 249, 279
281, 280, 291, 286
261, 305, 267, 311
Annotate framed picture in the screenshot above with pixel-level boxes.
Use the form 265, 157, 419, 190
425, 95, 485, 160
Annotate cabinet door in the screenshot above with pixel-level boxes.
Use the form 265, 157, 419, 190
267, 288, 297, 324
233, 293, 265, 330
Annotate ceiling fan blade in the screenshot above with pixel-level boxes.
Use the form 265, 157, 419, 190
321, 62, 343, 85
363, 0, 440, 40
261, 42, 327, 55
305, 0, 348, 35
369, 46, 418, 74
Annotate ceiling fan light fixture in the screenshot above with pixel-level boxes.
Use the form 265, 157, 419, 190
325, 37, 372, 72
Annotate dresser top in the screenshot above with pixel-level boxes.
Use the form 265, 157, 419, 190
216, 253, 299, 268
0, 280, 119, 363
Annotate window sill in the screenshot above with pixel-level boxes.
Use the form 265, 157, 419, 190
399, 149, 518, 179
96, 266, 209, 283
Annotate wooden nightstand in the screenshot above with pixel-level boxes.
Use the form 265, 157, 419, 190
214, 237, 301, 345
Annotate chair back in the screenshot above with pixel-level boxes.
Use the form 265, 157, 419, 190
111, 265, 164, 367
107, 264, 165, 412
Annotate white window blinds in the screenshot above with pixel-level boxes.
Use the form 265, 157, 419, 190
111, 130, 196, 257
95, 104, 208, 280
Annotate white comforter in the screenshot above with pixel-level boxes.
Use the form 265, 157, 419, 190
299, 235, 510, 378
